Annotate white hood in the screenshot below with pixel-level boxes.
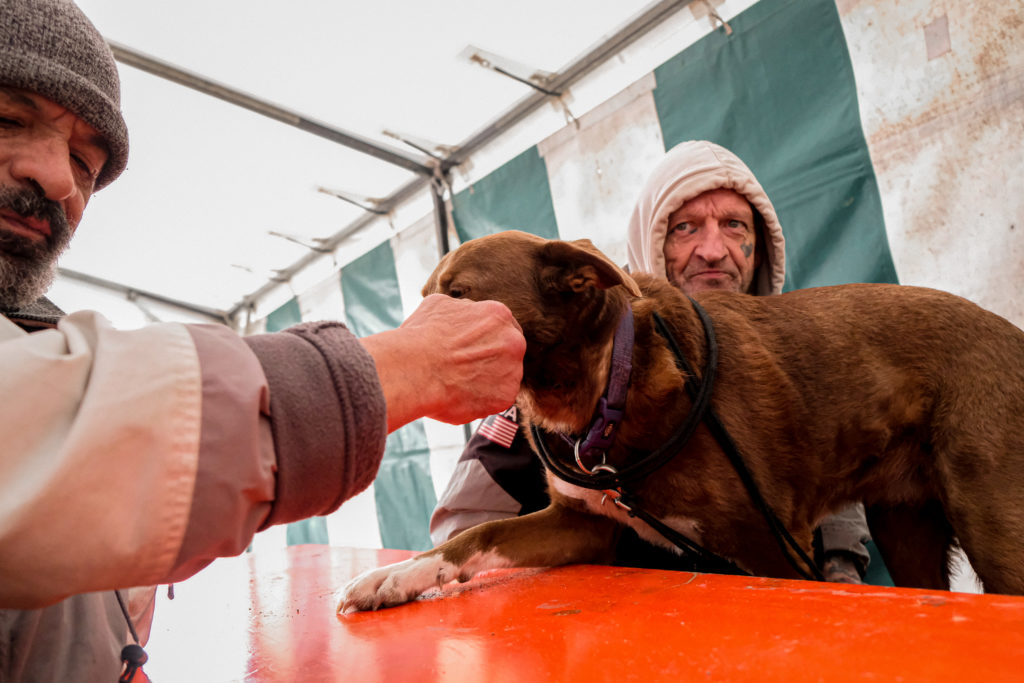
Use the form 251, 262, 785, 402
626, 140, 786, 296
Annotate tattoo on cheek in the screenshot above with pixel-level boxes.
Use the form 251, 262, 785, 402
741, 242, 754, 259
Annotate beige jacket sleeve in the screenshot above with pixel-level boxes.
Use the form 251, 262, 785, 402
0, 311, 207, 608
0, 312, 386, 608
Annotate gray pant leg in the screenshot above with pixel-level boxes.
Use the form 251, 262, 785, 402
818, 502, 872, 573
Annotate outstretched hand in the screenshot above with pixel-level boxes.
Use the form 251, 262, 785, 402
362, 294, 525, 431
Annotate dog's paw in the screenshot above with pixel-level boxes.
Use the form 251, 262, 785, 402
337, 555, 455, 614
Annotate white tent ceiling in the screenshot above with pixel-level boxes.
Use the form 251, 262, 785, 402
50, 0, 705, 327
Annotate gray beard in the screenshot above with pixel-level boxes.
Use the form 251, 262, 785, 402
0, 187, 72, 311
0, 248, 61, 311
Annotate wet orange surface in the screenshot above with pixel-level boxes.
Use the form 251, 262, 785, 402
143, 545, 1024, 681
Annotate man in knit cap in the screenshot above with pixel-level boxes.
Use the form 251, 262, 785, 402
0, 1, 524, 680
431, 140, 873, 585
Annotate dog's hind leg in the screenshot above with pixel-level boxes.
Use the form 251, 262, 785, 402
865, 501, 953, 591
339, 502, 619, 612
952, 535, 1024, 596
939, 477, 1024, 596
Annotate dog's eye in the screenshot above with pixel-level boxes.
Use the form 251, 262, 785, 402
448, 285, 467, 298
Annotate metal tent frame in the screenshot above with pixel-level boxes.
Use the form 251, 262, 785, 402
61, 0, 697, 328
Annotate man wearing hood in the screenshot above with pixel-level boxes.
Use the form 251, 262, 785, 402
431, 140, 872, 584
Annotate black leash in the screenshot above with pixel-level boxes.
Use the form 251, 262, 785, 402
613, 489, 749, 575
652, 308, 823, 582
532, 299, 823, 581
534, 423, 748, 576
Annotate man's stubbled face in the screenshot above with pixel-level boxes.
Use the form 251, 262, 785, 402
663, 188, 758, 295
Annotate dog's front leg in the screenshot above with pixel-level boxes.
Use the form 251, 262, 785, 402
338, 502, 618, 613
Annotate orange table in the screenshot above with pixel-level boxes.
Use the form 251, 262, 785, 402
142, 545, 1024, 681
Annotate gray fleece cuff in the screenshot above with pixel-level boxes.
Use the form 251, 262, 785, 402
244, 322, 387, 529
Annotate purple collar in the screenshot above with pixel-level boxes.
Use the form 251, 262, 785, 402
566, 303, 634, 473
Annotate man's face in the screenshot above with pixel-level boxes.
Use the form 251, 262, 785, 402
662, 188, 758, 295
0, 87, 108, 309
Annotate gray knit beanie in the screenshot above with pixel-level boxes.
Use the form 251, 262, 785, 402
1, 0, 128, 189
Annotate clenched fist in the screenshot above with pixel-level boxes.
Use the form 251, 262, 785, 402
362, 294, 525, 431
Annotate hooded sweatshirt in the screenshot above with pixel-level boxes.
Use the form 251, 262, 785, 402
626, 140, 787, 296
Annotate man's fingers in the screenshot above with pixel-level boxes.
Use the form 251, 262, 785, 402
408, 296, 524, 425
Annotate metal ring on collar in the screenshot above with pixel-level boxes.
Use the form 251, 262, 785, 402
574, 439, 619, 476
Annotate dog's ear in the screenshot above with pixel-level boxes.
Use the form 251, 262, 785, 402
539, 239, 642, 297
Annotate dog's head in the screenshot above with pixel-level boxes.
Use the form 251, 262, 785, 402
423, 230, 641, 343
424, 230, 642, 431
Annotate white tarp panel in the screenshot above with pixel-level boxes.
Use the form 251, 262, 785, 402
841, 0, 1024, 330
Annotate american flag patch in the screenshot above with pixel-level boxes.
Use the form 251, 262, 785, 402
478, 407, 518, 448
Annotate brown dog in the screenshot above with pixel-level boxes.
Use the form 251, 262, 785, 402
339, 230, 1024, 611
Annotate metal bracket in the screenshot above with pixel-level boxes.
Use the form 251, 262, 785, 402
267, 230, 333, 254
382, 129, 457, 161
126, 290, 163, 323
459, 45, 560, 95
231, 263, 292, 285
460, 45, 582, 126
697, 0, 732, 36
316, 186, 389, 215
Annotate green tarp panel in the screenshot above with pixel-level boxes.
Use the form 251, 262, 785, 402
373, 423, 437, 552
264, 297, 302, 332
342, 241, 436, 551
452, 146, 560, 243
265, 297, 330, 546
284, 513, 329, 546
652, 0, 898, 290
